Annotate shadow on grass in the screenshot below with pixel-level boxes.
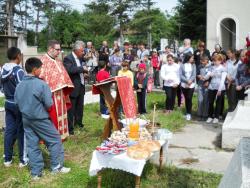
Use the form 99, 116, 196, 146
86, 163, 222, 188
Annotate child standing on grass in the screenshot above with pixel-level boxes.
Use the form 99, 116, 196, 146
151, 49, 161, 88
205, 54, 227, 124
134, 63, 148, 114
161, 54, 180, 114
96, 61, 110, 119
174, 57, 184, 108
1, 47, 27, 167
15, 58, 70, 179
197, 55, 211, 121
118, 61, 134, 86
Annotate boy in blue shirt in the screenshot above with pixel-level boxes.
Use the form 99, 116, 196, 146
1, 47, 27, 167
15, 57, 70, 179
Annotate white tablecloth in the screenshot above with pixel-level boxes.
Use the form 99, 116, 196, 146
89, 140, 168, 177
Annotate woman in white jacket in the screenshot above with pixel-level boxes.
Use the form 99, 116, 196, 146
160, 54, 180, 114
205, 54, 227, 124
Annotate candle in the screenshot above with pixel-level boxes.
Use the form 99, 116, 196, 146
152, 104, 156, 133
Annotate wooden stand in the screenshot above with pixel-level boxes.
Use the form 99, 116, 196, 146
97, 171, 102, 188
159, 147, 164, 170
94, 80, 122, 139
135, 176, 141, 188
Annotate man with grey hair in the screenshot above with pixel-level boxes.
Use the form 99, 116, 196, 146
178, 38, 194, 62
63, 40, 88, 135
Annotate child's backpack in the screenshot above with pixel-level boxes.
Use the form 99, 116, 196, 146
147, 77, 154, 93
136, 73, 154, 93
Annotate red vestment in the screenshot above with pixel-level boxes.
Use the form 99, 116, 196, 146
40, 54, 74, 140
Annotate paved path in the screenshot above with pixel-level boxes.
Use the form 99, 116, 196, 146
84, 90, 116, 105
167, 122, 233, 174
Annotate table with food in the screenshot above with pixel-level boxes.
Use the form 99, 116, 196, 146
89, 118, 172, 188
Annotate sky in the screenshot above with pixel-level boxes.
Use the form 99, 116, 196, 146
70, 0, 178, 14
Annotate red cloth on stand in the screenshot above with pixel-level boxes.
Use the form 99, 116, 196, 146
116, 77, 137, 118
93, 76, 137, 118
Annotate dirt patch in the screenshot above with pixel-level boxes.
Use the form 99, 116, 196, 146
212, 132, 222, 149
180, 157, 199, 165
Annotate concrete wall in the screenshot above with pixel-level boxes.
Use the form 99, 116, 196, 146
207, 0, 250, 52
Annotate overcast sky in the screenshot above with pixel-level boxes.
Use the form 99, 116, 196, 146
71, 0, 178, 14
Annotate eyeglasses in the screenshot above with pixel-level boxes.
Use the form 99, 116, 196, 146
54, 48, 61, 51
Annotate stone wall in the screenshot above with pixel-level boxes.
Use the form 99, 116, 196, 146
219, 137, 250, 188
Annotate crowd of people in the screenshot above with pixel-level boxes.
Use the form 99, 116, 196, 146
94, 39, 250, 123
1, 37, 250, 179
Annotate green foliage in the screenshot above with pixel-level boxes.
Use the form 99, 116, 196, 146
92, 0, 141, 40
63, 28, 72, 46
82, 1, 117, 46
175, 0, 206, 41
50, 10, 85, 46
128, 8, 179, 47
27, 30, 36, 46
37, 5, 116, 49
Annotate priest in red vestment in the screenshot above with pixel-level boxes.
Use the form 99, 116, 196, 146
40, 40, 74, 140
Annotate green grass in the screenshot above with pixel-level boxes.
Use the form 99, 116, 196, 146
0, 93, 222, 187
0, 97, 4, 108
146, 92, 187, 132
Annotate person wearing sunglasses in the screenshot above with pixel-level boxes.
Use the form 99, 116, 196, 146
40, 40, 74, 140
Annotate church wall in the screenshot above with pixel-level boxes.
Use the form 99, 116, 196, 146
207, 0, 250, 52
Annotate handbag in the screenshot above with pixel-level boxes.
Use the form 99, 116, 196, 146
147, 77, 154, 93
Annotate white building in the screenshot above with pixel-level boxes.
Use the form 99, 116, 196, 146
206, 0, 250, 52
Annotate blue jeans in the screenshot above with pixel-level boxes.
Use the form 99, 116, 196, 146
23, 118, 64, 176
197, 86, 209, 117
100, 94, 109, 115
4, 101, 24, 163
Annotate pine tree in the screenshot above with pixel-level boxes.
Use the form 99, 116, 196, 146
175, 0, 206, 41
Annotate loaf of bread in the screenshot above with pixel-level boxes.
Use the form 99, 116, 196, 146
138, 140, 161, 152
127, 145, 151, 160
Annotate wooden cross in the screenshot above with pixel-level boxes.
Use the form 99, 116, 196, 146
94, 79, 122, 139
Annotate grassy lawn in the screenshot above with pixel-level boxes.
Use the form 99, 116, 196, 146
0, 93, 222, 187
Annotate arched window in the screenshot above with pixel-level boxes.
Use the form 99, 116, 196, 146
220, 18, 236, 50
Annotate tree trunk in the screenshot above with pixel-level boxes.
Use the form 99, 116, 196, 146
147, 0, 152, 50
19, 2, 24, 29
120, 22, 124, 46
6, 0, 14, 47
34, 2, 40, 46
24, 0, 28, 31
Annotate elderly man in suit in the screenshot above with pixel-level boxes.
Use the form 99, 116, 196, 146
63, 41, 88, 135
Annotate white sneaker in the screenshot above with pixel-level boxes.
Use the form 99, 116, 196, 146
186, 114, 191, 121
4, 160, 12, 167
52, 166, 71, 174
19, 162, 28, 168
206, 118, 213, 123
212, 118, 219, 124
32, 175, 41, 181
59, 167, 71, 173
101, 114, 110, 119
